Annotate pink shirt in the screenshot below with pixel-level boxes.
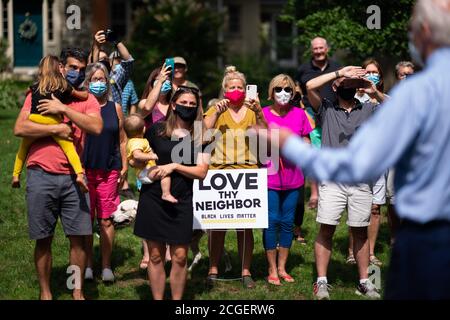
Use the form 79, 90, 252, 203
263, 105, 312, 190
23, 93, 101, 174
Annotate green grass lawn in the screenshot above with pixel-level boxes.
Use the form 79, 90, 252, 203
0, 110, 391, 300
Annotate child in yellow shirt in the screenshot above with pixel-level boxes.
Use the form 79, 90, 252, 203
124, 114, 177, 203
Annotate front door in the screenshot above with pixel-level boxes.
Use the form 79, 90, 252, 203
13, 0, 43, 67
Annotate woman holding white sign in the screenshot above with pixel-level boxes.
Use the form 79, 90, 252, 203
261, 74, 312, 285
204, 66, 267, 289
133, 86, 209, 300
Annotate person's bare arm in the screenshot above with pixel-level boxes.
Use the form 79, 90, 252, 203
71, 89, 89, 101
91, 30, 106, 63
116, 103, 128, 188
132, 149, 158, 162
37, 94, 103, 135
204, 99, 229, 129
306, 66, 366, 111
153, 153, 210, 180
129, 104, 137, 115
14, 108, 73, 139
139, 64, 171, 118
116, 42, 131, 61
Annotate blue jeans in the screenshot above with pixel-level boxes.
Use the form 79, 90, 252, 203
263, 189, 299, 250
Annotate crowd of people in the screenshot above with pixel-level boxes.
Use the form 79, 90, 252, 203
10, 0, 450, 301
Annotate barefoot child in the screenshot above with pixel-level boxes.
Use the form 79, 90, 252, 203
124, 114, 177, 203
12, 55, 89, 192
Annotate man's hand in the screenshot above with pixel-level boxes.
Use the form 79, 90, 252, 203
339, 66, 367, 79
55, 123, 73, 141
94, 30, 106, 46
37, 94, 67, 116
255, 123, 294, 151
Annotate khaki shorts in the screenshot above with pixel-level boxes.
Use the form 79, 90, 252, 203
317, 182, 372, 227
386, 168, 396, 204
372, 172, 387, 205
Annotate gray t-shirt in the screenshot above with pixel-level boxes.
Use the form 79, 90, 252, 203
317, 98, 377, 148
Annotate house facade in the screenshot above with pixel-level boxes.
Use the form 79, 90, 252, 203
0, 0, 297, 76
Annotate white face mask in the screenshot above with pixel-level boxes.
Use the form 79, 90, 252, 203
274, 91, 292, 106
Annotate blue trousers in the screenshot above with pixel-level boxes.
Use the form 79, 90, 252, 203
263, 189, 299, 250
385, 220, 450, 299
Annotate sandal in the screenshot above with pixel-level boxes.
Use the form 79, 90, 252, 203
279, 273, 295, 283
206, 273, 218, 289
346, 254, 357, 265
308, 198, 318, 209
266, 275, 281, 286
139, 259, 149, 270
242, 275, 256, 289
370, 255, 383, 266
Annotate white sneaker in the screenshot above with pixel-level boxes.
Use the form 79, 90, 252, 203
85, 267, 94, 281
355, 280, 381, 299
314, 280, 331, 300
102, 268, 115, 283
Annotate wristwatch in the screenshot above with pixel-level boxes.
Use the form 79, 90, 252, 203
335, 70, 340, 79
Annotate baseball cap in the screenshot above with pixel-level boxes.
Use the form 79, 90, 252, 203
174, 56, 187, 66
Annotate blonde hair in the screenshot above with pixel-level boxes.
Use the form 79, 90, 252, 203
221, 65, 246, 91
267, 74, 296, 100
124, 114, 145, 138
36, 55, 69, 95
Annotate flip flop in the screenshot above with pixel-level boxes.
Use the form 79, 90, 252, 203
279, 273, 295, 283
242, 275, 256, 289
266, 275, 281, 286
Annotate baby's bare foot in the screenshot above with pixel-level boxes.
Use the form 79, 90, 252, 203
162, 193, 178, 204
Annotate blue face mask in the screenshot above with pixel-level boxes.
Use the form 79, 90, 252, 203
66, 69, 85, 88
365, 74, 380, 86
89, 81, 108, 97
160, 80, 172, 94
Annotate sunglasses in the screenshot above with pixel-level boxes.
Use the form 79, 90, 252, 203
176, 85, 199, 94
274, 87, 293, 93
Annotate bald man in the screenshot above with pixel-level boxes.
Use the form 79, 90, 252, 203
296, 37, 341, 108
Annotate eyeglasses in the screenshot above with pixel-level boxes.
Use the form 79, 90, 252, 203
274, 87, 293, 94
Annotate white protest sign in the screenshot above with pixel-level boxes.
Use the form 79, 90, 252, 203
192, 169, 268, 230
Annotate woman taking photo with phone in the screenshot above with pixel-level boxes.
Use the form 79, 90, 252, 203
204, 65, 266, 289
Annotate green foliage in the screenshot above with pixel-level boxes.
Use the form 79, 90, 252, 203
0, 80, 29, 110
280, 0, 415, 64
0, 38, 10, 73
128, 0, 223, 103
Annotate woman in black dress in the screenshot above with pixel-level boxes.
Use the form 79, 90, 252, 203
133, 86, 209, 300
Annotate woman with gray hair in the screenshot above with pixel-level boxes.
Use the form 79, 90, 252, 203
82, 62, 128, 282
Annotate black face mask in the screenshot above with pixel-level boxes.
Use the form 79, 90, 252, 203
336, 87, 356, 101
175, 104, 198, 122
